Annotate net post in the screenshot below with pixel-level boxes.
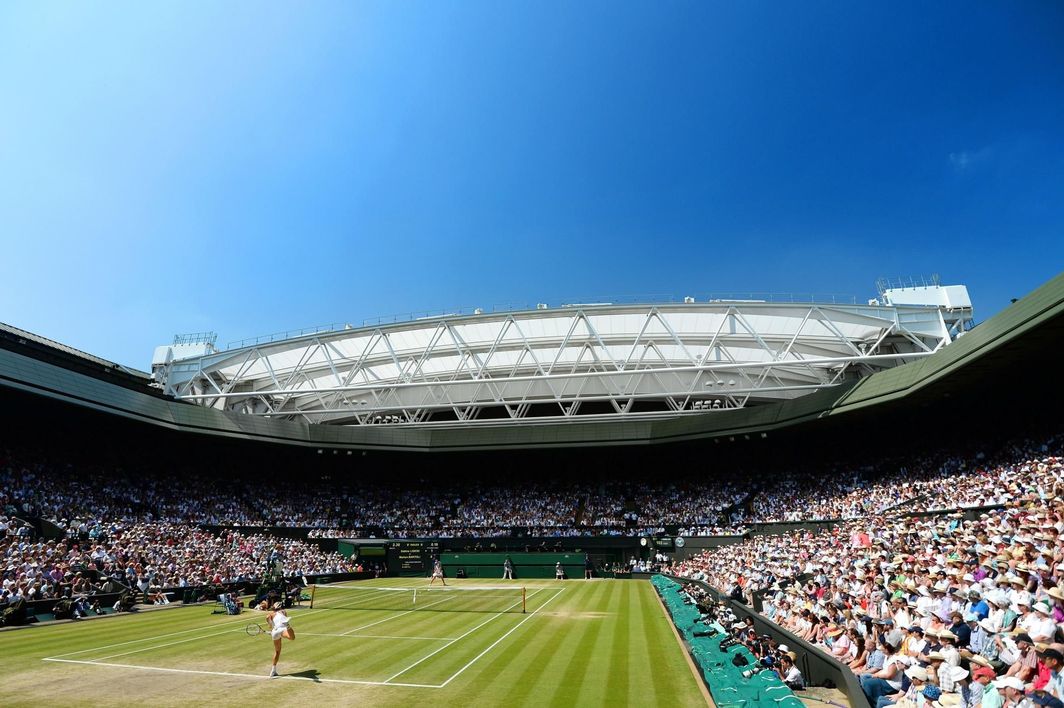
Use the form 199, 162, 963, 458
522, 587, 526, 614
413, 588, 417, 608
309, 584, 317, 609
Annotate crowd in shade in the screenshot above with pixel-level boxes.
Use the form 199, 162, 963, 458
673, 434, 1064, 707
0, 434, 1059, 541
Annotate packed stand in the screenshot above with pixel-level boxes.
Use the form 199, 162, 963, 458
674, 439, 1064, 706
1, 519, 356, 607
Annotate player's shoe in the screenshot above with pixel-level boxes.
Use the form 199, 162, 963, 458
269, 667, 278, 678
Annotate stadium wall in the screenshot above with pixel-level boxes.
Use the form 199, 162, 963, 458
441, 552, 586, 579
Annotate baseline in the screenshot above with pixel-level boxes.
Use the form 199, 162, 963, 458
41, 657, 442, 688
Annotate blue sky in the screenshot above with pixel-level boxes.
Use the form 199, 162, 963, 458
1, 2, 1062, 368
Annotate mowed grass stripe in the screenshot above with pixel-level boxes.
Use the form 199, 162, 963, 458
492, 587, 586, 704
544, 581, 611, 706
4, 579, 709, 707
387, 590, 557, 684
337, 610, 500, 679
608, 579, 629, 702
570, 581, 619, 705
639, 582, 672, 702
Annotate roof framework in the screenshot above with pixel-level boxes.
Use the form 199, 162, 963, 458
155, 302, 964, 427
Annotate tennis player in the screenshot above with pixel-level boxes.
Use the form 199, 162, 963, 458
266, 602, 295, 677
429, 557, 447, 586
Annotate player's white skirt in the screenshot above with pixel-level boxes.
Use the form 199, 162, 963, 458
272, 626, 287, 640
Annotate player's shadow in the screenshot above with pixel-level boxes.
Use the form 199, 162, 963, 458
289, 669, 322, 683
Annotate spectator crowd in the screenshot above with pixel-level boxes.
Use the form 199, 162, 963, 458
674, 433, 1064, 707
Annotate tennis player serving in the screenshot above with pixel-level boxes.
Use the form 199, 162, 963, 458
265, 602, 295, 677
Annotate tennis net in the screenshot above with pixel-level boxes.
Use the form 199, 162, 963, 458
309, 585, 527, 613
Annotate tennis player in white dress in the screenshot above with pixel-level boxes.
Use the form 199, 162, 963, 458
266, 602, 295, 677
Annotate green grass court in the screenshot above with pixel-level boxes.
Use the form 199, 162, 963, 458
0, 577, 708, 707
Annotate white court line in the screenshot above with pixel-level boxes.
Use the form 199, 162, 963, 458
438, 588, 565, 687
42, 657, 441, 688
339, 596, 454, 635
384, 588, 543, 683
300, 633, 453, 641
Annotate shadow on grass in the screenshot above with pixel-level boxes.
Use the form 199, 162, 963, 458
288, 668, 322, 682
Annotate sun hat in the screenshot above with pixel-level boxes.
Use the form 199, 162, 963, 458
922, 685, 942, 701
992, 676, 1025, 691
905, 665, 929, 681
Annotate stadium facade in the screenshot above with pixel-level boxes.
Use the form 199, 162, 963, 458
1, 273, 1062, 452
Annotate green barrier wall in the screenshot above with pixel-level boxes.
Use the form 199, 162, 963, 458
441, 552, 586, 579
652, 575, 802, 708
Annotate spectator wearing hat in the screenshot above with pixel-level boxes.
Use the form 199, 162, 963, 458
971, 665, 999, 708
879, 665, 931, 708
862, 635, 908, 707
968, 616, 992, 657
906, 626, 930, 660
1027, 603, 1058, 644
928, 652, 951, 691
986, 595, 1009, 634
829, 625, 852, 659
975, 619, 1007, 671
1006, 633, 1040, 684
941, 631, 963, 666
946, 666, 972, 701
952, 612, 974, 649
920, 684, 944, 708
1045, 588, 1064, 623
1037, 648, 1064, 700
990, 676, 1028, 708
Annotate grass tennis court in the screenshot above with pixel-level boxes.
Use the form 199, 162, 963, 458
0, 577, 708, 707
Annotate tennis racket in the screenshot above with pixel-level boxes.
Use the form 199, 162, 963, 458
246, 623, 267, 637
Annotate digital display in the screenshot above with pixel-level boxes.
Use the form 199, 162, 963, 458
392, 540, 440, 572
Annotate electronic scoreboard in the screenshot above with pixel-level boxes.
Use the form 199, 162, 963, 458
387, 540, 441, 575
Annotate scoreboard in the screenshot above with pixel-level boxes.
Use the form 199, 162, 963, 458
388, 540, 440, 574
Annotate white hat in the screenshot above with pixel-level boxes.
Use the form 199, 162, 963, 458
906, 666, 929, 681
992, 676, 1025, 691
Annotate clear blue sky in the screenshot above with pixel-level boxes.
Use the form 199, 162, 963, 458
1, 2, 1062, 368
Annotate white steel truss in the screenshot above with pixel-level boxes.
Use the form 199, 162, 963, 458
154, 302, 968, 427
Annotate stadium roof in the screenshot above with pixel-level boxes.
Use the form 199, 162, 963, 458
152, 292, 971, 428
0, 271, 1061, 451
